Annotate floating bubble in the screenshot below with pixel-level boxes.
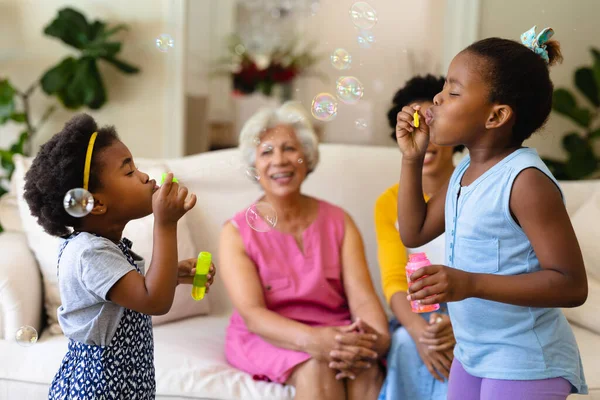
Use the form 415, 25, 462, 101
336, 76, 364, 104
15, 325, 38, 347
357, 29, 376, 49
234, 44, 246, 55
156, 34, 174, 53
331, 48, 352, 70
311, 93, 338, 121
355, 118, 368, 129
63, 188, 94, 218
246, 202, 278, 232
349, 2, 378, 30
245, 167, 260, 182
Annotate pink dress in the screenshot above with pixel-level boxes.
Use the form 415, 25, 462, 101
225, 199, 352, 383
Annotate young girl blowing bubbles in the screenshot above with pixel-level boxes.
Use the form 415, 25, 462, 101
395, 26, 588, 399
24, 114, 215, 399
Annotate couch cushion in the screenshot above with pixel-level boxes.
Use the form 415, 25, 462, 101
570, 189, 600, 282
0, 315, 294, 400
0, 193, 23, 232
563, 277, 600, 336
11, 155, 209, 334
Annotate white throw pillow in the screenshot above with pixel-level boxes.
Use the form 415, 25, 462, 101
570, 190, 600, 282
562, 189, 600, 334
12, 155, 209, 335
562, 276, 600, 335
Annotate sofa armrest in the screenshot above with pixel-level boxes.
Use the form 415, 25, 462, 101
0, 232, 42, 340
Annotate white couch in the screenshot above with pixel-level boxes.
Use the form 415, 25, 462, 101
0, 144, 598, 399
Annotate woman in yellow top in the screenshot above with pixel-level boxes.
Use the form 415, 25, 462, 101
376, 75, 465, 400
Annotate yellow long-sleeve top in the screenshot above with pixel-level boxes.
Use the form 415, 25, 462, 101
374, 183, 430, 304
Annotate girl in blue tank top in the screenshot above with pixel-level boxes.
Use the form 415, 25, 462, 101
394, 26, 588, 399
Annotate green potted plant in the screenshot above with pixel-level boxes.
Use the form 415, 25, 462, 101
542, 48, 600, 180
0, 7, 140, 232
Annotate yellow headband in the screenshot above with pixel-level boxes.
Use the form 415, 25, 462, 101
83, 132, 98, 191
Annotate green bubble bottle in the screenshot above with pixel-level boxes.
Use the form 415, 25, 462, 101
191, 252, 212, 301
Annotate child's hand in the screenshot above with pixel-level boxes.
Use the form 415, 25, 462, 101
176, 258, 196, 285
395, 104, 430, 162
419, 313, 455, 352
406, 265, 473, 304
176, 258, 216, 290
153, 172, 197, 226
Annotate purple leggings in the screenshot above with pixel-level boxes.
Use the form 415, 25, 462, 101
448, 359, 572, 400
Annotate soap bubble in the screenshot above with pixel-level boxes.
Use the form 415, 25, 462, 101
311, 93, 338, 121
246, 202, 278, 232
63, 188, 94, 218
15, 325, 38, 347
357, 29, 376, 49
156, 34, 174, 52
349, 2, 378, 30
336, 76, 364, 104
245, 167, 260, 182
355, 118, 368, 129
331, 48, 352, 70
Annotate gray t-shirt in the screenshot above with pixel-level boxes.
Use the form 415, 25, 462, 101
56, 232, 146, 346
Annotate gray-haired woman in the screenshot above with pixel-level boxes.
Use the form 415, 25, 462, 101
220, 101, 390, 399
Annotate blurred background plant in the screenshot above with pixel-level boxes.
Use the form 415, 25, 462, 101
214, 33, 325, 101
0, 7, 140, 232
543, 47, 600, 180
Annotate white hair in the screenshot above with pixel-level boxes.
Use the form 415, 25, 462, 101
239, 101, 319, 173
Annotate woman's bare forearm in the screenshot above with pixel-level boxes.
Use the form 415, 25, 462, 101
243, 306, 315, 352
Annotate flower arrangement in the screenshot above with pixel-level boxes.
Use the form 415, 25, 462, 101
216, 34, 323, 98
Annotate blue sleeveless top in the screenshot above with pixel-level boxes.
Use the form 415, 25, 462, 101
445, 148, 587, 393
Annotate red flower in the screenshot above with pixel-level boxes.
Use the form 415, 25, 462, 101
268, 63, 297, 83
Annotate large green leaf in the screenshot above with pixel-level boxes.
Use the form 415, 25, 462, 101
41, 57, 77, 94
552, 89, 591, 128
575, 67, 599, 107
83, 41, 121, 58
43, 58, 106, 109
0, 79, 16, 124
10, 131, 28, 155
65, 58, 106, 109
562, 133, 598, 179
10, 113, 26, 123
101, 56, 140, 74
43, 8, 91, 49
0, 150, 15, 178
88, 20, 107, 42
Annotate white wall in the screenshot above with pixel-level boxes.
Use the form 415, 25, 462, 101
0, 0, 181, 159
478, 0, 600, 160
